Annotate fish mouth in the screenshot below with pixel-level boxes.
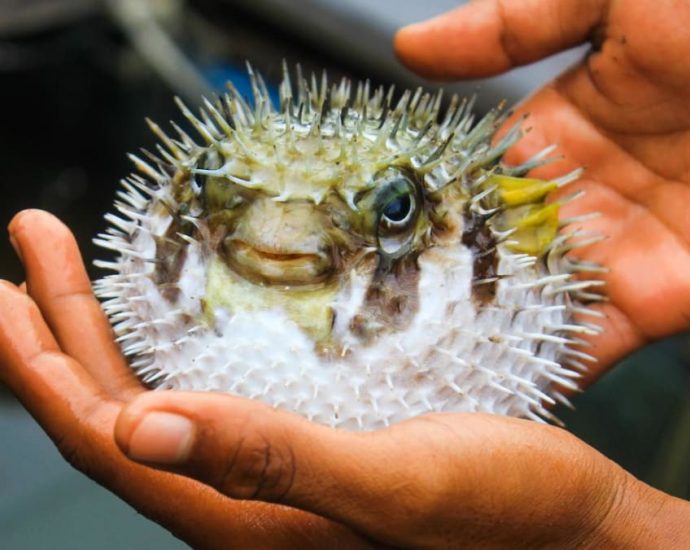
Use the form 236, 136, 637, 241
224, 239, 333, 286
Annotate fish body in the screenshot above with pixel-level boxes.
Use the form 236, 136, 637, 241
94, 65, 601, 430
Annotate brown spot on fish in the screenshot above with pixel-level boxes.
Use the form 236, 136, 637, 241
462, 206, 498, 304
154, 217, 191, 302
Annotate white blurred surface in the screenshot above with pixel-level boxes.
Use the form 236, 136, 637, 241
227, 0, 587, 109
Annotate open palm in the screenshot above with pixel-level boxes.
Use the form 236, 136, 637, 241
396, 0, 690, 380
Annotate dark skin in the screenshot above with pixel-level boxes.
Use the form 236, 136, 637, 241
2, 0, 690, 547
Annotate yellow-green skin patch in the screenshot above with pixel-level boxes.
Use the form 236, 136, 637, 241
205, 257, 338, 344
484, 174, 561, 256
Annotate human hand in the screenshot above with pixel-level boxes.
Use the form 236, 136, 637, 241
0, 209, 371, 550
109, 381, 690, 548
395, 0, 690, 383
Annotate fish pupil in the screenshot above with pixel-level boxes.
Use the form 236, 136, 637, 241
383, 195, 411, 222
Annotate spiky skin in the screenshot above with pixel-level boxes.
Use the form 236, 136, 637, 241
94, 65, 603, 430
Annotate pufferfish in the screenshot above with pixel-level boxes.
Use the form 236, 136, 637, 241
93, 64, 604, 431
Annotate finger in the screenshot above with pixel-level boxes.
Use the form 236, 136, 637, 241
394, 0, 607, 79
0, 279, 111, 436
19, 281, 27, 293
115, 392, 476, 547
8, 209, 141, 397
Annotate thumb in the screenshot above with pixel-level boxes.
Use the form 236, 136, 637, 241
113, 392, 621, 548
114, 391, 454, 546
394, 0, 607, 79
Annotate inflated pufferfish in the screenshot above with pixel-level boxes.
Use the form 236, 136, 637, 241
94, 64, 603, 430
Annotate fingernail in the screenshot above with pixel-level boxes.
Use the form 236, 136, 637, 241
126, 412, 196, 464
9, 234, 23, 263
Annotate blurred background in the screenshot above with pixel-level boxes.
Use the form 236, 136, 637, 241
0, 1, 688, 548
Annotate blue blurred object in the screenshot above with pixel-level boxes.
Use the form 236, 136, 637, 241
203, 62, 281, 105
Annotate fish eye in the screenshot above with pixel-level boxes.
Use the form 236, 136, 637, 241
195, 152, 247, 213
194, 150, 223, 195
376, 176, 418, 233
354, 168, 422, 257
381, 194, 414, 226
374, 172, 420, 256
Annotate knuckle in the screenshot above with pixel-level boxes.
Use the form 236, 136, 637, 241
496, 0, 526, 67
53, 427, 93, 475
403, 472, 449, 522
46, 393, 116, 482
389, 416, 459, 526
218, 414, 296, 503
54, 430, 80, 466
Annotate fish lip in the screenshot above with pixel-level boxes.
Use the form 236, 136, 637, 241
233, 240, 321, 262
224, 239, 333, 286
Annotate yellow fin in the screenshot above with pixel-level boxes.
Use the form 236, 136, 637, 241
495, 203, 560, 256
487, 174, 558, 207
